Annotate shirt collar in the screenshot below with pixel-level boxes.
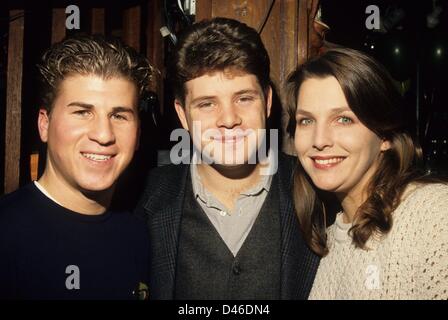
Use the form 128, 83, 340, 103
190, 149, 275, 203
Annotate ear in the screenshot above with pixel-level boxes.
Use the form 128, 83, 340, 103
265, 86, 273, 118
174, 99, 190, 131
38, 108, 50, 143
380, 139, 391, 151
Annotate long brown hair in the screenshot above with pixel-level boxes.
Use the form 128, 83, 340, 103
285, 48, 443, 256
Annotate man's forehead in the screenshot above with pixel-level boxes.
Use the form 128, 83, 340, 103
185, 71, 261, 96
52, 74, 138, 110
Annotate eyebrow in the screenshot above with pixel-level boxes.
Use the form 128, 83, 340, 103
67, 102, 94, 109
189, 89, 261, 105
234, 89, 260, 96
296, 106, 352, 117
67, 102, 135, 114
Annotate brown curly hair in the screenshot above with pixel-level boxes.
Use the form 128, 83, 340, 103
37, 34, 155, 111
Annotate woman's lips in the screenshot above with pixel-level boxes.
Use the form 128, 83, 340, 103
310, 156, 346, 169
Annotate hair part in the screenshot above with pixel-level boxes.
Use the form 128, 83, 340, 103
37, 34, 155, 111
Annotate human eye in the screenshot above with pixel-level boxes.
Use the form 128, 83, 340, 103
111, 113, 129, 121
73, 109, 91, 117
336, 116, 353, 125
297, 117, 314, 126
197, 101, 215, 109
237, 95, 255, 104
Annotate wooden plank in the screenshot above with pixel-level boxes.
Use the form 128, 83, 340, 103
279, 0, 298, 83
146, 0, 164, 113
259, 0, 281, 88
123, 6, 141, 51
297, 0, 310, 66
4, 10, 24, 193
210, 0, 270, 31
52, 8, 66, 44
30, 153, 39, 181
280, 0, 299, 155
91, 8, 105, 34
206, 0, 277, 82
196, 0, 213, 21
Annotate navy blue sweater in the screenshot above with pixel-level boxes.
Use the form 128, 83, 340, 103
0, 183, 149, 300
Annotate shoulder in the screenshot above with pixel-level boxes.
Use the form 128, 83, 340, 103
135, 164, 189, 215
276, 152, 297, 186
111, 211, 149, 239
0, 184, 38, 220
145, 164, 188, 187
394, 182, 448, 238
278, 152, 297, 169
398, 182, 448, 214
0, 184, 43, 246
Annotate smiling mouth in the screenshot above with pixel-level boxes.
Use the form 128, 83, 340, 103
212, 136, 246, 143
81, 152, 114, 162
310, 156, 346, 168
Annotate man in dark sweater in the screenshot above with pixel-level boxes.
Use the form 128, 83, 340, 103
0, 35, 154, 300
135, 18, 320, 300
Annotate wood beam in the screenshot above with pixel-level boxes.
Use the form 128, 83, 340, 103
4, 10, 24, 193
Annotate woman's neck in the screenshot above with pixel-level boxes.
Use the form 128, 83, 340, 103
336, 161, 379, 223
336, 179, 370, 223
337, 192, 361, 223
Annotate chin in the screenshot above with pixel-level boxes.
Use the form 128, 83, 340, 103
310, 176, 343, 193
77, 179, 115, 193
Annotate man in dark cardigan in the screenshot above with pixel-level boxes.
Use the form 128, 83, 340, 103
135, 17, 320, 300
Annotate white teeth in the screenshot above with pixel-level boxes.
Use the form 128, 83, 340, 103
315, 157, 344, 165
215, 136, 244, 140
82, 153, 112, 161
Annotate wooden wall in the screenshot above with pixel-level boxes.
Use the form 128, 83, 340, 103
4, 10, 24, 194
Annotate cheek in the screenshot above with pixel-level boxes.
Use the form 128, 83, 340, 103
336, 133, 361, 152
244, 104, 266, 125
188, 111, 211, 130
294, 128, 311, 155
116, 125, 139, 149
49, 118, 84, 145
339, 129, 382, 162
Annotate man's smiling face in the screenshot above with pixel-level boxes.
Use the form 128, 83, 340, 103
38, 74, 139, 193
175, 70, 272, 166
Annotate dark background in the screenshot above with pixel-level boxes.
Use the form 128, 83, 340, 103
320, 0, 448, 175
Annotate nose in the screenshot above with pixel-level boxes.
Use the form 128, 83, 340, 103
88, 116, 116, 146
216, 103, 242, 129
312, 123, 333, 151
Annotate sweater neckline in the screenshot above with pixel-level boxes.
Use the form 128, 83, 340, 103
334, 212, 352, 243
30, 183, 113, 223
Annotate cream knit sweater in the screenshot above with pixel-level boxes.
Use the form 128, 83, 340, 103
309, 183, 448, 300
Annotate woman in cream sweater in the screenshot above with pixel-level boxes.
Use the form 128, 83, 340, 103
285, 48, 447, 300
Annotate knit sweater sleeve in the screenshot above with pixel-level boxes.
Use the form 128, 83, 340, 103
414, 184, 448, 300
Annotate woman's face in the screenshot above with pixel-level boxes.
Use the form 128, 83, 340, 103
294, 76, 390, 198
